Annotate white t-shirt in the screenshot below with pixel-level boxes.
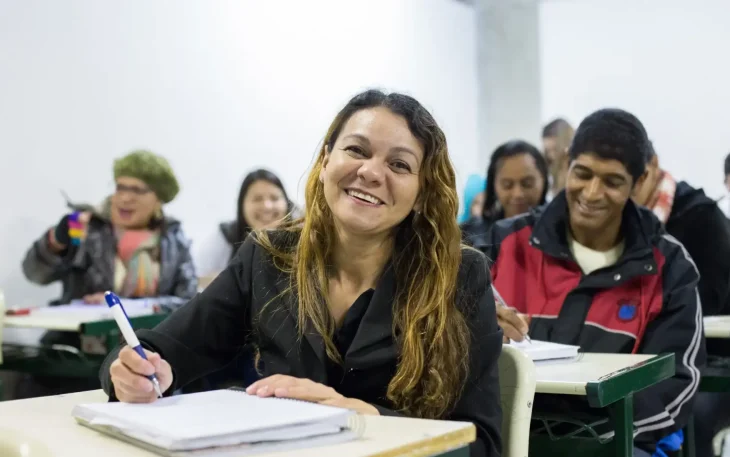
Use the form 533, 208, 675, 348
567, 231, 625, 275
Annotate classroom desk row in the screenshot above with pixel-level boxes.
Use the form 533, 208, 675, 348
2, 311, 729, 457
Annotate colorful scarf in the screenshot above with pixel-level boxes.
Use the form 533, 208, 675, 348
647, 170, 676, 224
114, 229, 161, 297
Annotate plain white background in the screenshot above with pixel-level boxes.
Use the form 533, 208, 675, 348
3, 0, 729, 307
540, 0, 730, 200
0, 0, 479, 306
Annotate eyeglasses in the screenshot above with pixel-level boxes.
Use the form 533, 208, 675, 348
115, 183, 152, 197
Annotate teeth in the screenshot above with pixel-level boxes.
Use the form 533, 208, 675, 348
347, 190, 381, 205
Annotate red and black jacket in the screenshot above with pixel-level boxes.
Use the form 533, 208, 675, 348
464, 191, 706, 450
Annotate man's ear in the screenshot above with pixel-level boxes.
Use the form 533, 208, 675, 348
633, 169, 650, 193
649, 153, 659, 170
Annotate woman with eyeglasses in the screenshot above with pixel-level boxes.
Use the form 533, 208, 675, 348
22, 149, 197, 306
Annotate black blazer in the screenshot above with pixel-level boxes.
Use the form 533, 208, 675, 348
100, 233, 503, 457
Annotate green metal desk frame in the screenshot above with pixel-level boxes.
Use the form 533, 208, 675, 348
0, 314, 169, 379
530, 353, 676, 457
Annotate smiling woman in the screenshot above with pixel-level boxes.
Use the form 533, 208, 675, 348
22, 149, 197, 306
100, 90, 503, 457
194, 169, 297, 282
18, 149, 198, 398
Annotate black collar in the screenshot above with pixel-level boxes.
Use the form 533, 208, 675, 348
531, 191, 658, 265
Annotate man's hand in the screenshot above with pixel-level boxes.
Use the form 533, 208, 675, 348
497, 306, 530, 342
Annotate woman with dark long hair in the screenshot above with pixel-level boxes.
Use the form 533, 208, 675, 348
462, 139, 548, 245
195, 169, 295, 286
101, 90, 503, 457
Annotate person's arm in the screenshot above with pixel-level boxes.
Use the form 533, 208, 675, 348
675, 205, 730, 316
632, 237, 706, 449
100, 236, 256, 397
21, 214, 78, 285
446, 249, 503, 457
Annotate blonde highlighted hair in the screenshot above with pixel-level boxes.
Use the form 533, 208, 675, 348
257, 90, 470, 419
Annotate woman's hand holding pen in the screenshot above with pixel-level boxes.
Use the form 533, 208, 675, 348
110, 346, 174, 403
246, 375, 380, 415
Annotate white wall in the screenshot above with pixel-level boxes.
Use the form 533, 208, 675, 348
0, 0, 479, 306
540, 0, 730, 199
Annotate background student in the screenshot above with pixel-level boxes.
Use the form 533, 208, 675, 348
22, 149, 197, 306
476, 109, 705, 456
195, 168, 296, 288
458, 174, 486, 224
462, 140, 548, 243
17, 149, 197, 397
632, 144, 730, 317
100, 89, 503, 457
541, 118, 574, 198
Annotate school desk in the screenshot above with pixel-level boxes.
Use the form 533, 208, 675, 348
0, 390, 474, 457
704, 316, 730, 339
699, 316, 730, 392
529, 352, 675, 457
1, 306, 168, 380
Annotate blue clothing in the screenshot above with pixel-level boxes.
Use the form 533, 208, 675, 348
459, 174, 486, 223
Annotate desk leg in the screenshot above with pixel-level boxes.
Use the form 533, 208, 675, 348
610, 393, 634, 457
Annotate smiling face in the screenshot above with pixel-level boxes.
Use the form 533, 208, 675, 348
319, 107, 424, 236
242, 179, 288, 230
565, 153, 642, 243
494, 153, 546, 218
110, 176, 161, 229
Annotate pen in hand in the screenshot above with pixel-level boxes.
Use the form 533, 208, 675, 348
492, 285, 532, 344
105, 291, 163, 398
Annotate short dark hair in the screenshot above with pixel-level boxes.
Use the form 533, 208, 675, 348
483, 140, 549, 217
568, 108, 650, 182
542, 118, 573, 138
724, 152, 730, 178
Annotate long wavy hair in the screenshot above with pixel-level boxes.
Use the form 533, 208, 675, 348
256, 89, 470, 419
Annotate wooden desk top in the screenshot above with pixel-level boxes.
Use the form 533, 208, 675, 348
534, 352, 675, 407
0, 391, 475, 457
704, 316, 730, 339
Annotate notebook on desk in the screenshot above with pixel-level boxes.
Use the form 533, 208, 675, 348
509, 339, 580, 362
72, 389, 363, 457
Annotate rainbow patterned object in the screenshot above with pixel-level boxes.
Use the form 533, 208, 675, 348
68, 212, 86, 245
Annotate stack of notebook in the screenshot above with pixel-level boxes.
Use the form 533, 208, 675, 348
72, 389, 363, 456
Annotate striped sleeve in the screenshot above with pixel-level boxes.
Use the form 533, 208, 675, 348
629, 234, 706, 448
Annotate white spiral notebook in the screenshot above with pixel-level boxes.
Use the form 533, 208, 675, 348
72, 389, 363, 456
509, 339, 580, 362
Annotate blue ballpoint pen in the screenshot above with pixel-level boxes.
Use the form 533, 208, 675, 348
104, 291, 163, 398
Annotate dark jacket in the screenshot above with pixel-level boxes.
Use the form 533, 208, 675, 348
469, 191, 705, 453
22, 205, 198, 304
99, 233, 503, 457
461, 211, 503, 244
666, 181, 730, 316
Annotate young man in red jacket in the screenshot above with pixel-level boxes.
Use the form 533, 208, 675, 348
467, 108, 706, 455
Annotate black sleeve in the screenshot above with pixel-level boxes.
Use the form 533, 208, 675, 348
100, 237, 257, 397
675, 205, 730, 316
632, 236, 706, 449
21, 228, 74, 285
446, 249, 503, 457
